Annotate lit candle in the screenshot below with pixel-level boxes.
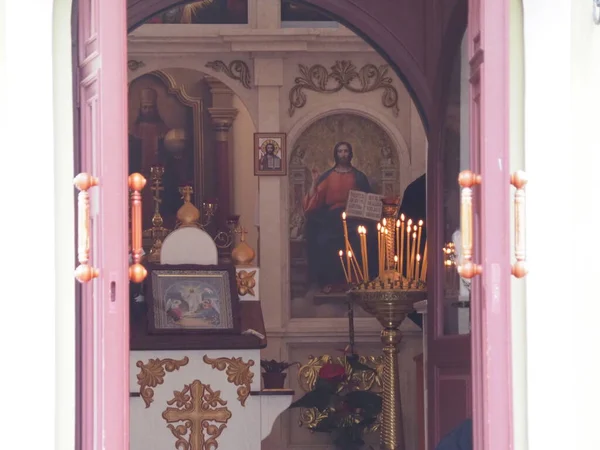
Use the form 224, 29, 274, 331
360, 226, 369, 281
416, 220, 424, 274
394, 254, 399, 271
348, 250, 364, 283
376, 223, 382, 276
415, 254, 421, 281
399, 214, 405, 277
421, 241, 428, 282
410, 231, 417, 280
339, 249, 349, 283
384, 228, 390, 270
396, 219, 400, 274
342, 212, 350, 276
406, 226, 412, 278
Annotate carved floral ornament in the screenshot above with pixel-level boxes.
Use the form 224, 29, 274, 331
236, 269, 257, 297
136, 356, 190, 408
203, 355, 255, 406
288, 60, 400, 117
205, 60, 252, 89
162, 379, 232, 450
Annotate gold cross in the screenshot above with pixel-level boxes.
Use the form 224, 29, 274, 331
235, 227, 248, 242
162, 380, 232, 450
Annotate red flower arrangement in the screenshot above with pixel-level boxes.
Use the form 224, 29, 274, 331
289, 358, 382, 450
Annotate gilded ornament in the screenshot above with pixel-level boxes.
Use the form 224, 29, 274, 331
203, 355, 255, 406
297, 354, 383, 433
162, 379, 232, 450
236, 270, 257, 297
288, 60, 400, 117
231, 227, 256, 266
205, 60, 252, 89
136, 356, 190, 408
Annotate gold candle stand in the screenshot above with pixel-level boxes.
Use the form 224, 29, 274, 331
348, 287, 427, 450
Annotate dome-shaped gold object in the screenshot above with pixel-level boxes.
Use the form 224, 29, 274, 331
176, 186, 201, 228
232, 228, 255, 265
164, 128, 187, 156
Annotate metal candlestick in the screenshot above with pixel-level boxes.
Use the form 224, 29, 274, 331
348, 288, 427, 450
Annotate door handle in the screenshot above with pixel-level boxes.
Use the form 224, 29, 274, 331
511, 171, 528, 278
74, 173, 99, 283
457, 170, 482, 278
129, 173, 147, 283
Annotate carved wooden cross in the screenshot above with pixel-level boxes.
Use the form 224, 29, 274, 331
162, 380, 231, 450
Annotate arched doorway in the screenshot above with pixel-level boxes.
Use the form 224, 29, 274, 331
72, 1, 512, 450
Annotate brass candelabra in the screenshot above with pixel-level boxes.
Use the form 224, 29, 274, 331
341, 197, 427, 450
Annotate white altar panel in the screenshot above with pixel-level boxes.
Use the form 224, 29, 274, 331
130, 349, 261, 450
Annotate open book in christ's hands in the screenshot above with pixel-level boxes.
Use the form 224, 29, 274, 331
345, 190, 383, 221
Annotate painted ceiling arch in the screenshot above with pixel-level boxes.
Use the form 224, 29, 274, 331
126, 0, 467, 131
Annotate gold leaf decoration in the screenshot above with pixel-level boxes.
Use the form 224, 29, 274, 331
205, 60, 252, 89
288, 60, 399, 117
136, 356, 190, 408
162, 379, 232, 450
297, 354, 383, 433
203, 355, 255, 407
236, 270, 257, 297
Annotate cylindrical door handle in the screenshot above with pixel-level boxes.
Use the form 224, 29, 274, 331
457, 170, 482, 279
129, 173, 147, 283
511, 171, 528, 278
74, 173, 99, 283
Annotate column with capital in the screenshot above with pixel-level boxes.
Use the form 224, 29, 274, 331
208, 107, 238, 226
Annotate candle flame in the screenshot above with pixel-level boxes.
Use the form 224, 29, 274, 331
394, 255, 399, 262
348, 250, 353, 258
417, 254, 421, 261
400, 214, 405, 221
377, 223, 381, 231
413, 225, 418, 231
407, 219, 412, 226
418, 220, 424, 226
412, 232, 417, 238
342, 212, 346, 220
396, 219, 400, 227
382, 218, 387, 226
339, 250, 344, 257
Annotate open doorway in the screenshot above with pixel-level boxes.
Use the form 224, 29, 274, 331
72, 1, 512, 450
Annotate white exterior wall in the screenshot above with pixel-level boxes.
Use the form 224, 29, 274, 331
522, 0, 600, 449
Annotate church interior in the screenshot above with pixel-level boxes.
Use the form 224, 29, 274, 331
125, 1, 468, 449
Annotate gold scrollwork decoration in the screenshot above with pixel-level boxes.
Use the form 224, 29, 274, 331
297, 354, 384, 433
128, 59, 146, 71
236, 270, 257, 297
163, 379, 232, 450
205, 60, 252, 89
288, 60, 400, 117
203, 355, 255, 407
136, 356, 190, 408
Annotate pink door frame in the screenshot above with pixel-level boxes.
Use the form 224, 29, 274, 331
76, 1, 513, 449
467, 0, 513, 448
77, 1, 130, 450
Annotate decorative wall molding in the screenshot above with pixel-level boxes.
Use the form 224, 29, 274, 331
203, 355, 255, 407
162, 379, 232, 450
288, 61, 400, 117
128, 59, 145, 71
205, 60, 252, 89
136, 356, 190, 408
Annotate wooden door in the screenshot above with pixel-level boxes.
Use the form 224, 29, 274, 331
428, 0, 513, 449
75, 1, 130, 450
